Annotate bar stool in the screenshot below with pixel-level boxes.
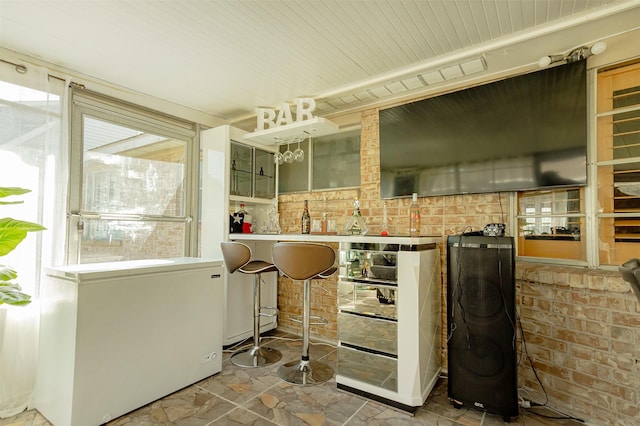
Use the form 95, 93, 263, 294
220, 242, 282, 367
271, 242, 337, 385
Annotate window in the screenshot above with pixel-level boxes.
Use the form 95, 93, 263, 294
0, 71, 66, 290
517, 188, 586, 261
69, 89, 198, 263
516, 61, 640, 267
0, 62, 67, 415
279, 128, 360, 193
596, 61, 640, 266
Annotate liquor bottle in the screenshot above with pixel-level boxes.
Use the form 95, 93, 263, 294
344, 196, 368, 235
409, 193, 420, 237
301, 200, 311, 234
238, 203, 253, 233
321, 211, 328, 233
381, 201, 389, 236
267, 198, 282, 234
320, 193, 327, 233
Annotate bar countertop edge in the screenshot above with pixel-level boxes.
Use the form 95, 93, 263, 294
229, 233, 439, 245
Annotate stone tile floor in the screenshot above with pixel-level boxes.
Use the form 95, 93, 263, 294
1, 330, 584, 426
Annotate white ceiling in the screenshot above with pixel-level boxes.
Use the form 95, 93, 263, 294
1, 0, 640, 130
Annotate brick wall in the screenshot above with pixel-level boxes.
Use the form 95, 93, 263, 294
516, 263, 639, 424
275, 108, 640, 424
276, 191, 357, 342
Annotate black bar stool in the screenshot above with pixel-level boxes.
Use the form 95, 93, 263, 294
220, 242, 282, 367
271, 242, 337, 385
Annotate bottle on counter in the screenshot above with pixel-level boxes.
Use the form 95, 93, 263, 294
301, 199, 311, 234
344, 196, 368, 235
321, 211, 328, 233
239, 203, 252, 233
409, 193, 420, 237
321, 193, 328, 233
381, 201, 389, 236
267, 198, 282, 234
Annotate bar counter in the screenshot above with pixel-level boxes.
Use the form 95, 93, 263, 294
228, 231, 442, 412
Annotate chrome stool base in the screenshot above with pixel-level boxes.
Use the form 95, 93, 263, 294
231, 346, 282, 368
277, 359, 333, 385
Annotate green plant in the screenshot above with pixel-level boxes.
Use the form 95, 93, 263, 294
0, 187, 46, 306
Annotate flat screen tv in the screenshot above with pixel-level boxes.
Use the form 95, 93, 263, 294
379, 60, 587, 199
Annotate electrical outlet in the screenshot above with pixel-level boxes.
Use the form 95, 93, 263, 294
200, 352, 217, 364
519, 399, 531, 408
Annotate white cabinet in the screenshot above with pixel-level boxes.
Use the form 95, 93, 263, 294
201, 125, 279, 345
336, 241, 442, 413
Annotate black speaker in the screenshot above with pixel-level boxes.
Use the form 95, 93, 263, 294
446, 235, 518, 422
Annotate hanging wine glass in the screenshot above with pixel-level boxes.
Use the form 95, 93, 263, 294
283, 143, 294, 163
273, 151, 284, 165
293, 140, 304, 162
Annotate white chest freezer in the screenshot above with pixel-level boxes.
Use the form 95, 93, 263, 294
34, 257, 224, 426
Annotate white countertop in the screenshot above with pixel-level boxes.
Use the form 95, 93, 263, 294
228, 233, 439, 245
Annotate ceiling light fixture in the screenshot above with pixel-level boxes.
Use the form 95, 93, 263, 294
538, 41, 607, 68
440, 65, 464, 80
460, 57, 487, 75
419, 57, 487, 85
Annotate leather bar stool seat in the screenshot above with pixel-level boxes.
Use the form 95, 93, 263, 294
221, 242, 282, 367
271, 242, 337, 385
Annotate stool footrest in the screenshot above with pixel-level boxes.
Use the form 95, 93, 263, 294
277, 359, 334, 385
291, 315, 328, 325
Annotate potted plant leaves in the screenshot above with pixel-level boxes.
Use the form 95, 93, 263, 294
0, 187, 46, 307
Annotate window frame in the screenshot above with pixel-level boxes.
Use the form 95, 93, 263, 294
515, 59, 640, 269
515, 187, 587, 265
594, 61, 640, 267
68, 88, 200, 264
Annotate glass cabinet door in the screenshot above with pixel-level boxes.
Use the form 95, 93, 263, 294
230, 141, 252, 197
254, 148, 275, 199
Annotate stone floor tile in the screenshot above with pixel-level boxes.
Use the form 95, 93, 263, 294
242, 380, 365, 426
208, 407, 278, 425
1, 331, 586, 426
345, 400, 464, 425
105, 385, 236, 426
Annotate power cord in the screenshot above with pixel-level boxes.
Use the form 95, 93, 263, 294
516, 310, 585, 423
524, 405, 586, 423
224, 334, 337, 354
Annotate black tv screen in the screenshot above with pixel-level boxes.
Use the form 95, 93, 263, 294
379, 60, 587, 198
